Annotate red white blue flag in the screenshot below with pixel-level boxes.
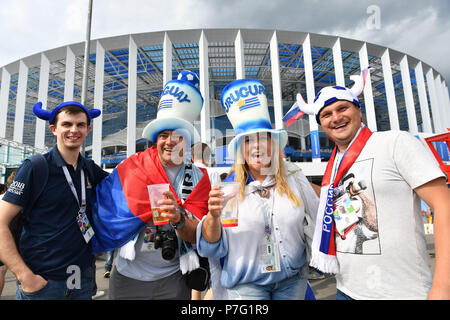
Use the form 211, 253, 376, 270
91, 146, 210, 254
282, 100, 305, 127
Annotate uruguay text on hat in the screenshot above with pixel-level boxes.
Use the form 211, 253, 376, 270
221, 78, 287, 160
142, 70, 203, 143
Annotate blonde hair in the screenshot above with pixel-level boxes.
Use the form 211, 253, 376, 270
232, 135, 302, 207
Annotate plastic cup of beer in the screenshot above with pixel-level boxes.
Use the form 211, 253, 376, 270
220, 182, 240, 227
148, 183, 170, 225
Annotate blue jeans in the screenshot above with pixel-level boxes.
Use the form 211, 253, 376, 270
16, 267, 94, 300
336, 289, 354, 300
227, 274, 307, 300
105, 250, 115, 272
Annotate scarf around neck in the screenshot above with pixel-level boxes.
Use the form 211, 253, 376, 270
309, 125, 372, 274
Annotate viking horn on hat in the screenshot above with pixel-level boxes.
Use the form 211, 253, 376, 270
349, 66, 372, 98
295, 92, 315, 116
33, 102, 50, 120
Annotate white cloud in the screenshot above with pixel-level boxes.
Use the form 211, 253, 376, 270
0, 0, 448, 83
0, 0, 88, 65
323, 7, 450, 80
65, 0, 87, 33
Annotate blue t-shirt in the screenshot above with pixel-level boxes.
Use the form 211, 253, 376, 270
2, 146, 109, 280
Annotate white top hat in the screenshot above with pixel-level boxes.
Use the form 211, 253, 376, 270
142, 70, 203, 143
221, 79, 287, 159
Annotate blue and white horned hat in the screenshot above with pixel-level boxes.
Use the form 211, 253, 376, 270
284, 67, 372, 125
221, 79, 288, 160
33, 101, 101, 125
142, 70, 203, 143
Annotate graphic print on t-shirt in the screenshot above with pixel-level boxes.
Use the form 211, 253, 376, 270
334, 158, 380, 255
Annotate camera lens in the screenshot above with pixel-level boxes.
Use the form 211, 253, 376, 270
161, 247, 176, 260
154, 227, 178, 260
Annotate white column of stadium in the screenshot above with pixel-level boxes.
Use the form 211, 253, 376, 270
443, 83, 449, 129
0, 68, 11, 138
199, 30, 211, 145
235, 30, 245, 80
163, 32, 172, 88
443, 83, 448, 128
13, 60, 28, 143
358, 43, 377, 131
414, 62, 432, 133
425, 68, 441, 133
443, 81, 450, 129
92, 40, 105, 165
399, 55, 418, 134
270, 31, 283, 131
127, 36, 137, 157
442, 83, 449, 129
302, 34, 321, 163
435, 75, 449, 132
440, 81, 450, 128
434, 74, 444, 132
35, 53, 50, 149
64, 46, 76, 102
381, 48, 399, 130
332, 38, 345, 87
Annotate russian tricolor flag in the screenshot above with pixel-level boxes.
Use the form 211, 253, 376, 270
282, 101, 305, 127
90, 146, 210, 254
361, 67, 370, 88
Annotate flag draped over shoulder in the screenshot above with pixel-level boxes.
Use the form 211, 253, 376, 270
91, 145, 211, 254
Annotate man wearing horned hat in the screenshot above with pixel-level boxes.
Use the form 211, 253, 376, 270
0, 101, 109, 300
285, 68, 450, 300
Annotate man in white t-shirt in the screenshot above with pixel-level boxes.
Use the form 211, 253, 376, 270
287, 68, 450, 299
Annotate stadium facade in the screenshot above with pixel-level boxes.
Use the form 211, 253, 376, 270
0, 28, 449, 180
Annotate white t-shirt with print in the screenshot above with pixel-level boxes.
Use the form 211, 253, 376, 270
334, 130, 444, 300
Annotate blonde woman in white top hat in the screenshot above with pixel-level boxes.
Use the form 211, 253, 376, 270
196, 79, 319, 300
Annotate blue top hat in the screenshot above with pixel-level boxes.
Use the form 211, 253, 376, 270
221, 79, 287, 160
142, 70, 203, 143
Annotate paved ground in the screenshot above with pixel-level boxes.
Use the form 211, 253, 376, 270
0, 234, 435, 300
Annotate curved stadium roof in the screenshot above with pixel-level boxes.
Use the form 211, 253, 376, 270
0, 29, 448, 168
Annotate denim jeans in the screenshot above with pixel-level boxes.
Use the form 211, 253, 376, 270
16, 267, 94, 300
105, 250, 115, 272
336, 289, 354, 300
226, 274, 307, 300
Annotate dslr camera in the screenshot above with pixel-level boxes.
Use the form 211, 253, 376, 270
154, 226, 178, 260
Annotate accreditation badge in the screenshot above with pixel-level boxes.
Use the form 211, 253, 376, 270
259, 241, 281, 273
424, 223, 434, 235
141, 226, 157, 252
77, 211, 94, 243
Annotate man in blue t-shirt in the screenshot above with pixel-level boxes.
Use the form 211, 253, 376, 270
0, 101, 108, 300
